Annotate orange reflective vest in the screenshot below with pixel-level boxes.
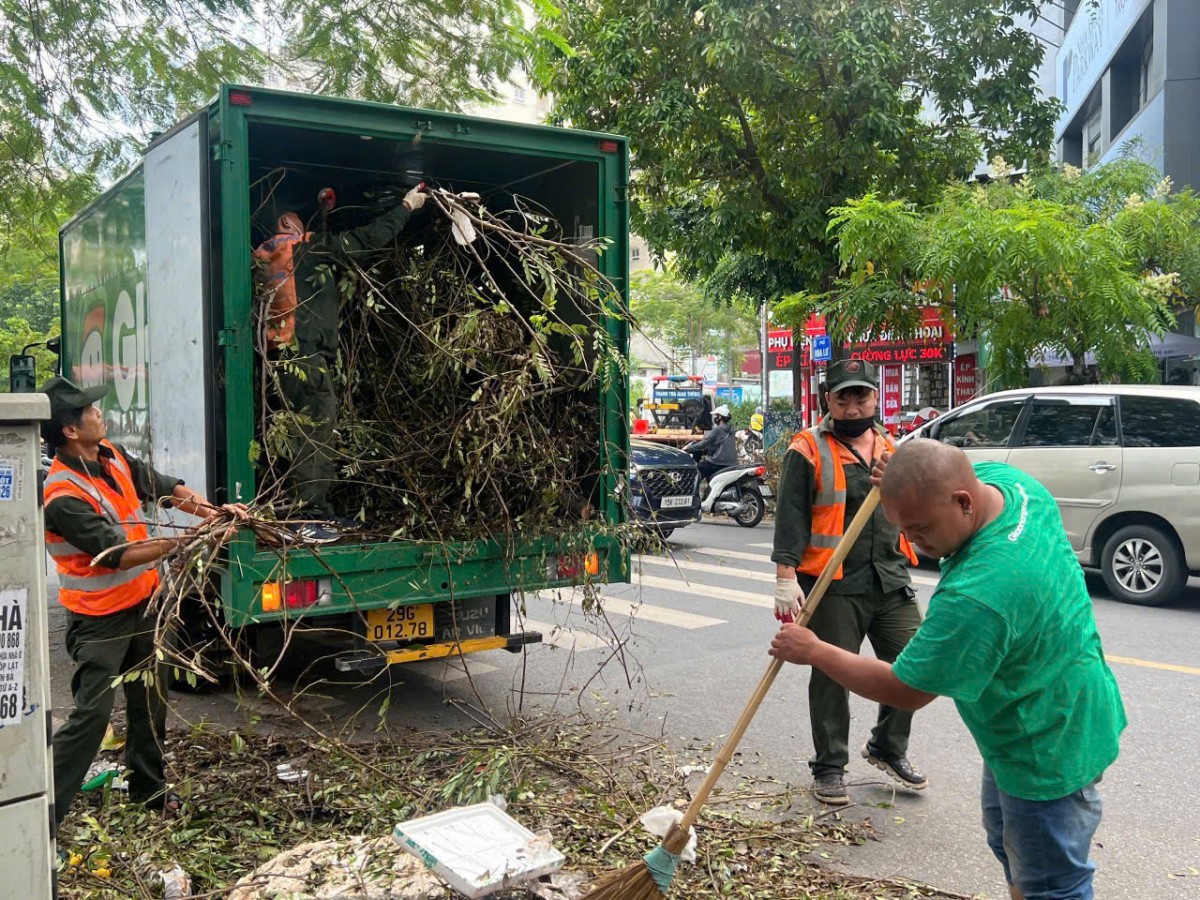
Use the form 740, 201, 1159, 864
43, 441, 159, 616
788, 424, 918, 580
253, 230, 313, 347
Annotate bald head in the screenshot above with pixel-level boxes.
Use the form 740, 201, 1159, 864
881, 439, 976, 504
880, 439, 992, 560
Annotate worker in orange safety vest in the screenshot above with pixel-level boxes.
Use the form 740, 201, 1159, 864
770, 358, 925, 807
41, 376, 247, 829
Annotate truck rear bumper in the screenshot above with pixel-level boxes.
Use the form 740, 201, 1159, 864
333, 630, 543, 672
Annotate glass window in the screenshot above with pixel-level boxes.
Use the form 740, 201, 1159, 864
1019, 399, 1115, 447
933, 399, 1026, 449
1120, 396, 1200, 447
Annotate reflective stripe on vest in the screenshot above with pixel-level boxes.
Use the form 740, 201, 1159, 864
58, 562, 155, 592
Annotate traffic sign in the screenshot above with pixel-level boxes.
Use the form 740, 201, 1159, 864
811, 334, 832, 363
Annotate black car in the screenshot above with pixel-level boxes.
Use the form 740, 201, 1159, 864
628, 440, 702, 536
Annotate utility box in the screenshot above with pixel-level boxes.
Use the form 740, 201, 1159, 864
0, 394, 54, 899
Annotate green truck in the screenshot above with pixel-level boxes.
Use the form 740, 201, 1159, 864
52, 85, 631, 673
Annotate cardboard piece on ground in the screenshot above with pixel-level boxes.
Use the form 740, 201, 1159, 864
394, 803, 565, 898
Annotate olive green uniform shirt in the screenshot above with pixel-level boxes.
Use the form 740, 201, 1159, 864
44, 444, 182, 567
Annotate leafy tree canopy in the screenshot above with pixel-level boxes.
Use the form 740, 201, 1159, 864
1, 0, 548, 326
630, 269, 758, 374
824, 157, 1200, 385
532, 0, 1061, 307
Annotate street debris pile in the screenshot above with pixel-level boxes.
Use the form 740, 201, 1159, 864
254, 186, 628, 544
57, 718, 969, 900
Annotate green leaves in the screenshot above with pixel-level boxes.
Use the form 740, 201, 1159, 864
827, 158, 1197, 386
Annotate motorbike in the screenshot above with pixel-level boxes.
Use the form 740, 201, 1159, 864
684, 445, 770, 528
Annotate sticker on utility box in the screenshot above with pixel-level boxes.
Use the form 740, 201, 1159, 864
0, 457, 25, 502
0, 588, 27, 726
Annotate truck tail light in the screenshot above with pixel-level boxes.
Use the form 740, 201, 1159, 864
285, 580, 319, 609
261, 578, 332, 612
229, 90, 253, 107
599, 139, 619, 153
549, 551, 602, 579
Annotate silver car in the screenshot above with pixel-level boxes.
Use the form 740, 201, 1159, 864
917, 385, 1200, 606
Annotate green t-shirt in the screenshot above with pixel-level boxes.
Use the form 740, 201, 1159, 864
892, 462, 1126, 800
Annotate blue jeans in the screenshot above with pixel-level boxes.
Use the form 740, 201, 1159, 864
981, 766, 1103, 899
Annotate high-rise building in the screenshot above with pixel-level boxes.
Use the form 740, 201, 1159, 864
1055, 0, 1200, 190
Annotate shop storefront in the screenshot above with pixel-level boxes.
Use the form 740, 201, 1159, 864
746, 309, 975, 430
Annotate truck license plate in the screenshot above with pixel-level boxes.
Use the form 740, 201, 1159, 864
660, 495, 692, 509
367, 604, 435, 642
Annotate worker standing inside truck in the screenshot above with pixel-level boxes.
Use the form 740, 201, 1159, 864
771, 359, 925, 806
253, 185, 427, 541
40, 376, 248, 828
770, 439, 1125, 900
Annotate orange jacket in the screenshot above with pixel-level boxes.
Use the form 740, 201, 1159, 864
44, 441, 159, 616
788, 424, 918, 580
253, 229, 312, 348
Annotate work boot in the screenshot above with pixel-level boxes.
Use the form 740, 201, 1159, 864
862, 743, 928, 791
812, 772, 849, 806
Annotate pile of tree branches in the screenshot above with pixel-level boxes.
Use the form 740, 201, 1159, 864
256, 187, 628, 545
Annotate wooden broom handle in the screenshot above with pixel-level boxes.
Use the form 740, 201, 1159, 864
675, 486, 882, 834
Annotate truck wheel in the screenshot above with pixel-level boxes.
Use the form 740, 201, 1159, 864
1101, 524, 1185, 607
733, 484, 765, 528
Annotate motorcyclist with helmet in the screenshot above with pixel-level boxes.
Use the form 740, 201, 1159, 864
687, 404, 737, 487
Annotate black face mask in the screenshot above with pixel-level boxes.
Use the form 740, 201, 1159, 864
832, 416, 875, 438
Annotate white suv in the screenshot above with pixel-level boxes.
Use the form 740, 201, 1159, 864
918, 385, 1200, 606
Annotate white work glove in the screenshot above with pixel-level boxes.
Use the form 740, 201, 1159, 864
403, 186, 427, 211
774, 576, 805, 624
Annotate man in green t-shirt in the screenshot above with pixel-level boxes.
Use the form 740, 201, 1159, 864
769, 439, 1125, 900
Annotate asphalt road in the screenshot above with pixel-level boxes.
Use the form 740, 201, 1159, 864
46, 521, 1200, 898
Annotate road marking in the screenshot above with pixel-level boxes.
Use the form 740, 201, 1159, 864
639, 554, 772, 583
522, 619, 611, 652
1105, 655, 1200, 677
634, 574, 773, 609
747, 542, 773, 549
532, 590, 727, 630
655, 547, 941, 587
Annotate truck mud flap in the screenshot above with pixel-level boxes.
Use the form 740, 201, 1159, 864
334, 631, 543, 673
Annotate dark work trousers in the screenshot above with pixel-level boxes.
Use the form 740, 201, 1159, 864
277, 352, 338, 517
53, 600, 167, 828
804, 580, 922, 777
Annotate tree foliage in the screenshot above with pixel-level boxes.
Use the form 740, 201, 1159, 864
825, 158, 1200, 385
532, 0, 1061, 309
630, 270, 758, 375
0, 0, 544, 299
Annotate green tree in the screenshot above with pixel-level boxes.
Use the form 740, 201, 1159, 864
630, 270, 758, 377
532, 0, 1060, 322
825, 158, 1200, 386
0, 0, 546, 286
0, 316, 59, 392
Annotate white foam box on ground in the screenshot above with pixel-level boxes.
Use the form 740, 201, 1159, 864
392, 802, 565, 898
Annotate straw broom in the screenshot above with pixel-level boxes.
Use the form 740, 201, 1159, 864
582, 486, 884, 899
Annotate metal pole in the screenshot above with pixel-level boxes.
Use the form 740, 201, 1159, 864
760, 301, 769, 410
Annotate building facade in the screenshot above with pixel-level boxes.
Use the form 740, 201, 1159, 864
1055, 0, 1200, 190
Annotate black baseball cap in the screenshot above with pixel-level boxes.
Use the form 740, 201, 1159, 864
40, 376, 110, 419
825, 358, 878, 393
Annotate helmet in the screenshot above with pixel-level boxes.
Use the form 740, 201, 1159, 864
713, 405, 731, 419
755, 406, 763, 414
